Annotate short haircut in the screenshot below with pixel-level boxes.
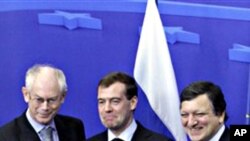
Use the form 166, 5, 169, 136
25, 64, 67, 94
98, 72, 137, 100
180, 81, 228, 121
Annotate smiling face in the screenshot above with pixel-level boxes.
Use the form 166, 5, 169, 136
97, 82, 137, 135
180, 94, 224, 141
22, 67, 65, 125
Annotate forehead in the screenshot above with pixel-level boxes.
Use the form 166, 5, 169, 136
181, 94, 213, 112
30, 71, 61, 96
33, 69, 59, 86
98, 82, 126, 99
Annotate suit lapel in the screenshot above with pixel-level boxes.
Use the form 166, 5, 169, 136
89, 130, 108, 141
219, 126, 230, 141
131, 122, 150, 141
99, 131, 108, 141
18, 112, 41, 141
54, 116, 71, 141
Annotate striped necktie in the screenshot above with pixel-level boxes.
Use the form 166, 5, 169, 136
40, 126, 53, 141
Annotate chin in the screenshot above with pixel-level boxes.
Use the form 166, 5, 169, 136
190, 136, 203, 141
37, 118, 52, 125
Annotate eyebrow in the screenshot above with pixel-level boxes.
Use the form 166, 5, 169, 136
32, 94, 59, 99
98, 97, 121, 101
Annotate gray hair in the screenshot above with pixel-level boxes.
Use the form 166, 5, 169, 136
25, 64, 68, 94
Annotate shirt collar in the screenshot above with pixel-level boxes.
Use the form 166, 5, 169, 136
108, 119, 137, 141
209, 124, 225, 141
26, 109, 56, 133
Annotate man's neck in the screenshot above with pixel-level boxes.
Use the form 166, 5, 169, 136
108, 119, 137, 141
111, 117, 133, 136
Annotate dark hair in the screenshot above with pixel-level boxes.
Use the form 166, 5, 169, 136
98, 72, 138, 100
180, 81, 228, 121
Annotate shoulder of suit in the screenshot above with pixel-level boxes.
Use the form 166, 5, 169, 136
0, 114, 24, 139
87, 130, 107, 141
135, 121, 174, 141
55, 114, 83, 123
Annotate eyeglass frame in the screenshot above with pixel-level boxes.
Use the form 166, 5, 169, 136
28, 92, 64, 106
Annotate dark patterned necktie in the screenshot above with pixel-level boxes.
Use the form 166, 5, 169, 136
40, 126, 53, 141
111, 138, 124, 141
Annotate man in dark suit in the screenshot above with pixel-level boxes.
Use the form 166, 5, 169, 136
87, 72, 172, 141
180, 81, 230, 141
0, 64, 86, 141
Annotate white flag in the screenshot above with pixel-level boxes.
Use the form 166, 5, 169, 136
134, 0, 187, 140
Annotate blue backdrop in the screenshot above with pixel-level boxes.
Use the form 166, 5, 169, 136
0, 0, 250, 140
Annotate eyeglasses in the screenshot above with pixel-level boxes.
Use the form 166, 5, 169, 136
29, 94, 62, 106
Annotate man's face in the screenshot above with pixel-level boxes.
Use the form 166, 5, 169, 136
180, 94, 224, 141
98, 82, 137, 134
23, 69, 65, 125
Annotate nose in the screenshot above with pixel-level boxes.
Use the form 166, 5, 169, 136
104, 102, 112, 112
187, 115, 198, 127
40, 101, 49, 110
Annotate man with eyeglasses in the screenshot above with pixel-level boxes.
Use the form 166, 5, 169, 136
0, 64, 86, 141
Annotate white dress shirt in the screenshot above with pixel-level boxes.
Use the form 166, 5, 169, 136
26, 109, 59, 141
209, 124, 225, 141
108, 119, 137, 141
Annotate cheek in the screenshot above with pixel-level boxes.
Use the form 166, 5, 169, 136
181, 118, 189, 126
51, 104, 61, 111
98, 106, 103, 113
98, 109, 103, 116
181, 118, 186, 124
119, 106, 131, 116
197, 117, 210, 125
29, 106, 40, 117
29, 102, 38, 111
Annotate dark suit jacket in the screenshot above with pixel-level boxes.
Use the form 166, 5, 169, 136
219, 126, 230, 141
87, 122, 172, 141
0, 112, 86, 141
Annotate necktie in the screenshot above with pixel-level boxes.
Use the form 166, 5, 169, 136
111, 138, 124, 141
40, 126, 53, 141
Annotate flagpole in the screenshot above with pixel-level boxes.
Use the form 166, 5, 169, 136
246, 65, 250, 124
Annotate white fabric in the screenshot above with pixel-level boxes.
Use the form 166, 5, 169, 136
133, 0, 187, 140
108, 119, 137, 141
209, 124, 225, 141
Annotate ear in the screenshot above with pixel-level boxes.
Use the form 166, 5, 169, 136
60, 92, 66, 104
22, 87, 30, 103
130, 96, 138, 111
219, 111, 225, 123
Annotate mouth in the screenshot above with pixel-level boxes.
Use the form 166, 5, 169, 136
103, 115, 116, 121
38, 112, 51, 118
189, 127, 203, 136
